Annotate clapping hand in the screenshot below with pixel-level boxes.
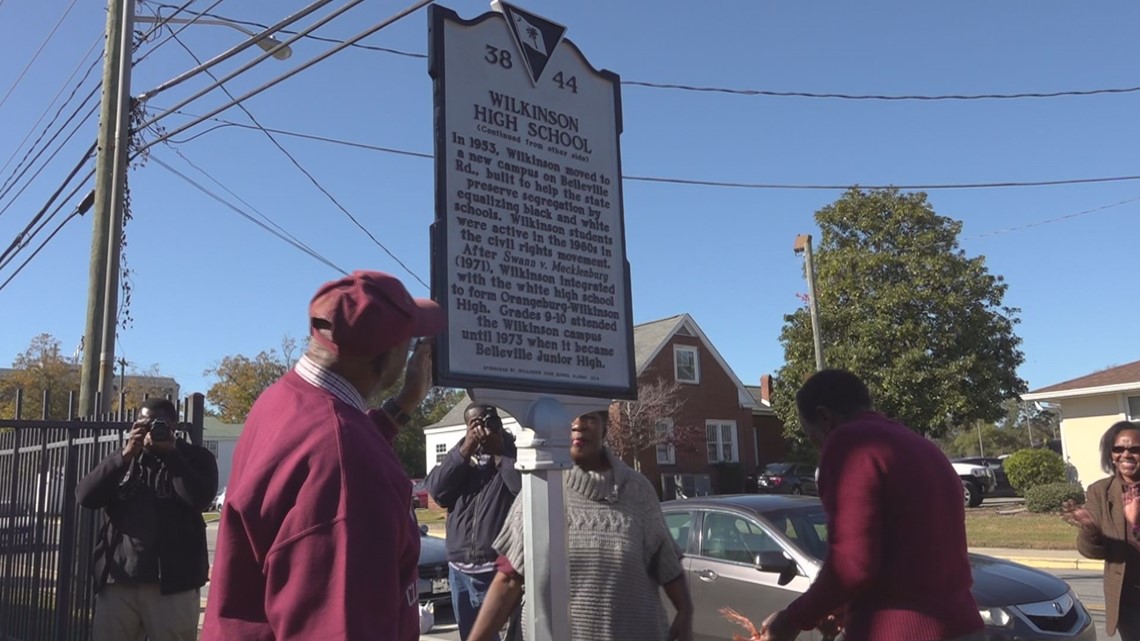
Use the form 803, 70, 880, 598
1061, 499, 1100, 538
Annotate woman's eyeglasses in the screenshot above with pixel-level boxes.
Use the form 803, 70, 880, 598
1112, 445, 1140, 454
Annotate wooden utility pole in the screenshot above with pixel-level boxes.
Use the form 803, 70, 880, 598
79, 0, 135, 417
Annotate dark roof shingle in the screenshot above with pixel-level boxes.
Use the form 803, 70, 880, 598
1029, 359, 1140, 394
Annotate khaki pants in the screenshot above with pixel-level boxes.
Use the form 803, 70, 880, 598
92, 582, 199, 641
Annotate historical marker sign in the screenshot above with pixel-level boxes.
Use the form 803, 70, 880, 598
429, 3, 635, 399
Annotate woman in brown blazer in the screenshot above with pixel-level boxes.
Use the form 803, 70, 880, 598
1067, 420, 1140, 641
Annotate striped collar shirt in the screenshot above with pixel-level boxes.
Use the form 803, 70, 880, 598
294, 355, 368, 414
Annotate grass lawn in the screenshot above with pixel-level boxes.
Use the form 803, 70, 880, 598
416, 508, 447, 524
203, 512, 219, 523
965, 505, 1079, 550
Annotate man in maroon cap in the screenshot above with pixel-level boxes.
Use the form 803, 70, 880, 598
201, 271, 446, 641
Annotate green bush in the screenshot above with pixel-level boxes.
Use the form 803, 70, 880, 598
1004, 448, 1066, 494
1024, 482, 1085, 513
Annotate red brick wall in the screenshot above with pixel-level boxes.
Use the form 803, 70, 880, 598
625, 335, 756, 496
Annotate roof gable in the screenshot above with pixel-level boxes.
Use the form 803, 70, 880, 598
1026, 359, 1140, 397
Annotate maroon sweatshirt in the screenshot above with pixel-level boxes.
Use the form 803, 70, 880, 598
201, 371, 419, 641
783, 412, 984, 641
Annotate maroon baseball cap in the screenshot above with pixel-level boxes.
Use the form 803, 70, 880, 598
308, 270, 445, 358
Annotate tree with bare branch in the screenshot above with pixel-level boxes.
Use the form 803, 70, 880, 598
607, 377, 704, 471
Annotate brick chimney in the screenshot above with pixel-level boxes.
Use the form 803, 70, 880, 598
759, 374, 773, 404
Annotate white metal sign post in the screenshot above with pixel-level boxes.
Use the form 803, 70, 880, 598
429, 3, 633, 640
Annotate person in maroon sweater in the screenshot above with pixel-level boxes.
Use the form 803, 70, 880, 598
201, 271, 445, 641
759, 370, 985, 641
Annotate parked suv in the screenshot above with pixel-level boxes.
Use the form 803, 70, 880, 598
955, 457, 1017, 497
951, 460, 997, 507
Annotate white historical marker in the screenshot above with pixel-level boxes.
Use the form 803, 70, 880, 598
429, 6, 632, 641
429, 2, 634, 400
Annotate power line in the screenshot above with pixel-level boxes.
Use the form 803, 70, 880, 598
155, 7, 1140, 103
153, 2, 431, 59
136, 0, 437, 153
620, 80, 1140, 102
154, 20, 426, 288
0, 208, 85, 294
134, 0, 229, 66
155, 109, 1140, 193
0, 32, 102, 181
136, 0, 365, 119
0, 93, 100, 218
0, 0, 83, 112
151, 108, 1140, 241
620, 174, 1140, 191
168, 119, 433, 159
148, 154, 346, 274
964, 195, 1140, 240
169, 146, 336, 270
0, 144, 96, 268
137, 0, 338, 101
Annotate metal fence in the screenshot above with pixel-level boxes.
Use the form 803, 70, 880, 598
0, 390, 204, 641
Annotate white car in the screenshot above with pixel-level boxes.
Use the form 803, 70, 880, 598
211, 486, 226, 512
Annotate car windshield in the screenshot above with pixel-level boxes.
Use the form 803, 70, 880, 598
760, 504, 830, 561
763, 463, 793, 474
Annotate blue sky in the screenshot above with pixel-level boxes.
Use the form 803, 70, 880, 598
1, 0, 1137, 408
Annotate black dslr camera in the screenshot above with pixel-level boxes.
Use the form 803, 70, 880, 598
149, 418, 174, 442
481, 408, 503, 433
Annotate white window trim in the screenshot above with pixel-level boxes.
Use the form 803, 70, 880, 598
674, 345, 700, 384
1128, 395, 1140, 421
435, 443, 448, 454
706, 419, 738, 463
656, 419, 676, 465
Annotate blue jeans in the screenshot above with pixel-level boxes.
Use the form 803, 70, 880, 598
449, 566, 499, 641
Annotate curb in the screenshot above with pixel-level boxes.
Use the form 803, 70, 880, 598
988, 556, 1103, 572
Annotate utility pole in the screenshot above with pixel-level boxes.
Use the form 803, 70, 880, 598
793, 234, 825, 371
79, 0, 135, 417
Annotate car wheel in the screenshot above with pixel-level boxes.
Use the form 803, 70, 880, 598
962, 479, 983, 508
791, 486, 803, 495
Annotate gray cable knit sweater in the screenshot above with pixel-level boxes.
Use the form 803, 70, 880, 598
492, 452, 683, 641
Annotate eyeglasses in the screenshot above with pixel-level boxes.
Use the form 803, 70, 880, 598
1112, 445, 1140, 455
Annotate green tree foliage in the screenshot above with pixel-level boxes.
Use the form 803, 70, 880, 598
0, 334, 80, 420
944, 421, 1026, 458
1004, 448, 1066, 494
772, 189, 1026, 451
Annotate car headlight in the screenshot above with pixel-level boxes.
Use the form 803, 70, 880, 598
979, 607, 1013, 627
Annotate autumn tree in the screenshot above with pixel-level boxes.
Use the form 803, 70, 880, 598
772, 189, 1026, 452
205, 350, 289, 423
0, 334, 80, 420
607, 376, 704, 471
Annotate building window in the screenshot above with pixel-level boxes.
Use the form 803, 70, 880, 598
656, 419, 675, 465
674, 345, 700, 384
1129, 396, 1140, 421
435, 443, 448, 464
205, 440, 219, 458
706, 420, 738, 463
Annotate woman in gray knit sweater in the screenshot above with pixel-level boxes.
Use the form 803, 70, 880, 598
468, 411, 694, 641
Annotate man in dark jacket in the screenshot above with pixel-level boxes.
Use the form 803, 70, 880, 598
76, 397, 218, 641
426, 402, 521, 641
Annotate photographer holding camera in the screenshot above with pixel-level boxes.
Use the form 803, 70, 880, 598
426, 402, 522, 641
76, 397, 218, 641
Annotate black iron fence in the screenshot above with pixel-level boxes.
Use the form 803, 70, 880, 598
0, 390, 204, 641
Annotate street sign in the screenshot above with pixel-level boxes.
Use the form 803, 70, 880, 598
429, 3, 635, 400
